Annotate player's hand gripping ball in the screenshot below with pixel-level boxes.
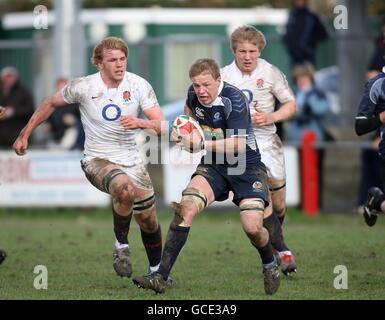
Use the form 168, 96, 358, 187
171, 115, 205, 153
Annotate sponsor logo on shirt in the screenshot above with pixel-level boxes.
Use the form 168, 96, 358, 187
123, 90, 131, 102
91, 92, 103, 100
213, 112, 221, 120
102, 104, 122, 121
195, 107, 205, 119
252, 181, 263, 192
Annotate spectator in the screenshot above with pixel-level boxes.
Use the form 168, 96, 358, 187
0, 66, 35, 148
367, 20, 385, 80
286, 62, 331, 207
283, 0, 328, 67
46, 78, 85, 150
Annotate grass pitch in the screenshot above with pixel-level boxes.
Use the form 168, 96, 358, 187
0, 207, 384, 300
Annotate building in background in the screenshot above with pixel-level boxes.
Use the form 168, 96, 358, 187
0, 6, 338, 106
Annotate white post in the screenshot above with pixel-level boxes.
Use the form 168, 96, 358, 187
54, 0, 86, 79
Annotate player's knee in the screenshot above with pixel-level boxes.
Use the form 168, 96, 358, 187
246, 223, 264, 238
102, 168, 126, 193
244, 225, 265, 243
133, 193, 155, 214
239, 198, 265, 214
135, 209, 158, 233
180, 187, 207, 213
112, 182, 135, 206
169, 188, 207, 227
169, 201, 197, 227
240, 198, 266, 237
179, 202, 198, 223
273, 199, 286, 217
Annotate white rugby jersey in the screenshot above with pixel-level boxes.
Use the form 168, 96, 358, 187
61, 71, 158, 166
221, 59, 294, 136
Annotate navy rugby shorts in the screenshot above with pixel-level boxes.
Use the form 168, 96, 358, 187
192, 163, 269, 207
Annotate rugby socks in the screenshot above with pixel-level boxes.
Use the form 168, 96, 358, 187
149, 263, 160, 273
115, 240, 129, 250
253, 241, 275, 265
112, 208, 132, 245
263, 213, 289, 252
277, 212, 285, 225
157, 224, 190, 281
140, 225, 162, 269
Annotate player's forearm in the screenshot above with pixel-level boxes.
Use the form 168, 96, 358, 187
270, 100, 297, 123
138, 119, 164, 136
355, 115, 382, 136
204, 137, 246, 154
18, 98, 56, 140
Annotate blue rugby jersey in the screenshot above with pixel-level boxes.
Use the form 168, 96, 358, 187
356, 70, 385, 156
186, 81, 261, 166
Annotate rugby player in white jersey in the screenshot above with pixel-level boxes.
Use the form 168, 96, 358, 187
13, 37, 172, 283
221, 26, 298, 275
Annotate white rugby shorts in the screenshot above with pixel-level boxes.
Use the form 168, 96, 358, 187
255, 133, 286, 182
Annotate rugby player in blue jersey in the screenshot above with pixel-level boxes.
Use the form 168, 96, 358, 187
355, 66, 385, 226
133, 58, 280, 295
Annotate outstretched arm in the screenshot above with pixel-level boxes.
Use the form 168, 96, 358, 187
13, 91, 68, 155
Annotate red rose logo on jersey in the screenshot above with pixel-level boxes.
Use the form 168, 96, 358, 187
256, 79, 264, 88
123, 90, 131, 101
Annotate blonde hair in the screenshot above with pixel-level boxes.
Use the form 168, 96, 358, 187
230, 25, 266, 52
91, 37, 129, 65
189, 58, 220, 79
291, 62, 316, 83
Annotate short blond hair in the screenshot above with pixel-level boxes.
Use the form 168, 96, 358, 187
230, 25, 266, 52
91, 37, 129, 65
292, 62, 316, 83
189, 58, 220, 80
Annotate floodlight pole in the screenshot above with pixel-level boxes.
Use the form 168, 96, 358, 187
54, 0, 86, 80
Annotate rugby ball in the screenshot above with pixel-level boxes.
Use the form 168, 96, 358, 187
172, 114, 197, 135
171, 115, 205, 152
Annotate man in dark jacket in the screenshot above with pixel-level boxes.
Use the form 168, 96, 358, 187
0, 66, 35, 148
283, 0, 328, 67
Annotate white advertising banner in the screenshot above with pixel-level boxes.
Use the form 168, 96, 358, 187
163, 145, 300, 207
0, 150, 110, 207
